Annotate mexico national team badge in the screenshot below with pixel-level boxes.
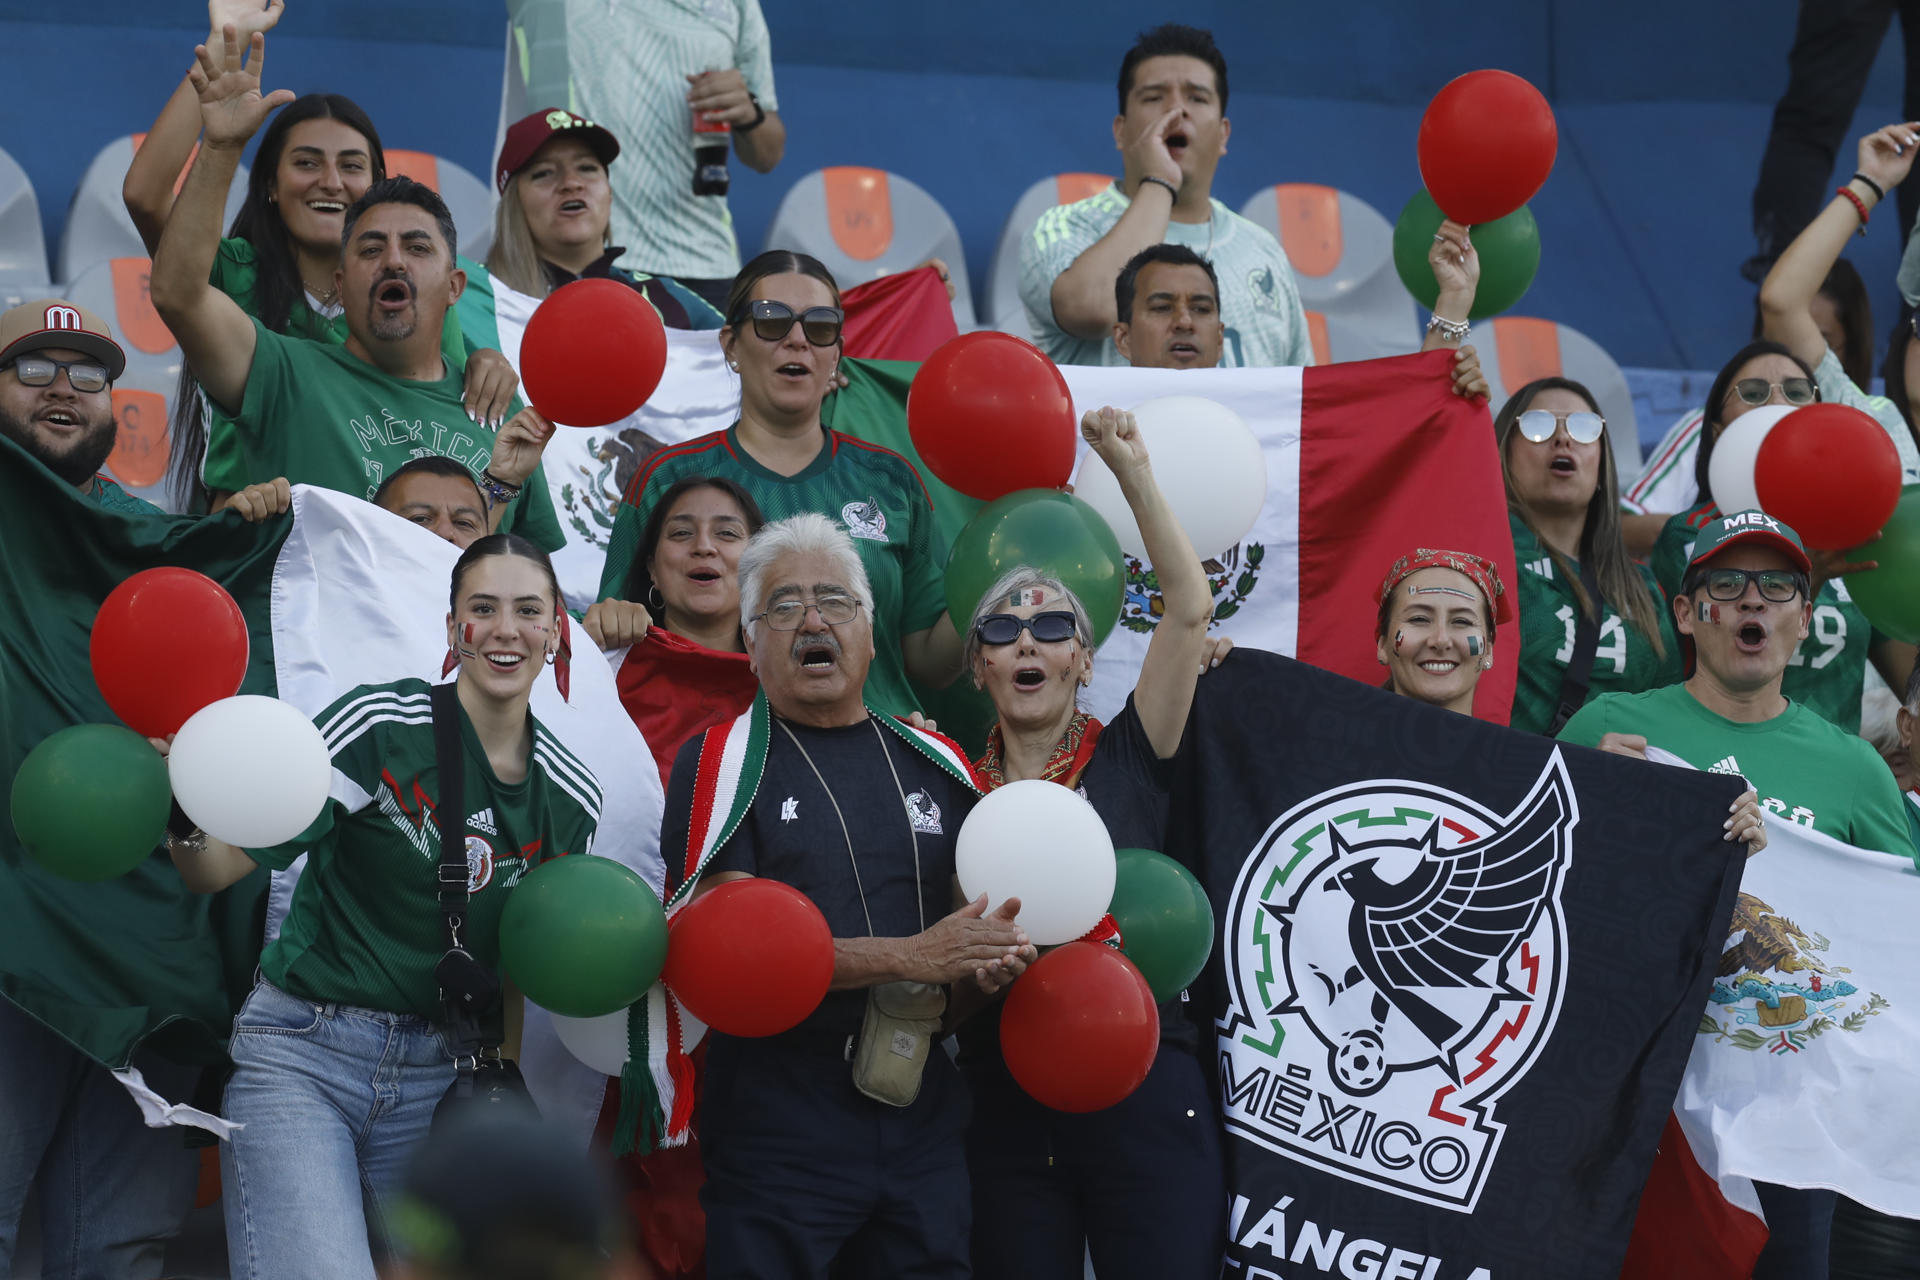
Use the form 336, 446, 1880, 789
840, 497, 889, 543
1218, 754, 1577, 1212
464, 834, 496, 893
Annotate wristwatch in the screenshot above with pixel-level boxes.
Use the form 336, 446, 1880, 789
736, 92, 766, 134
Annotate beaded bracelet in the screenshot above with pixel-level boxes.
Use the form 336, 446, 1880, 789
1836, 185, 1871, 235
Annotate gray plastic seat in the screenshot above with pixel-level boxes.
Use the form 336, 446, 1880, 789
58, 135, 249, 282
982, 172, 1115, 339
385, 149, 496, 260
1238, 183, 1418, 362
0, 146, 49, 285
763, 166, 975, 330
1473, 315, 1643, 488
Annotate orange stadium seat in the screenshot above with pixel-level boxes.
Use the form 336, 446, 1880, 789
1238, 183, 1418, 362
982, 172, 1113, 338
763, 166, 975, 330
65, 256, 185, 510
384, 149, 497, 260
1474, 315, 1644, 487
58, 135, 248, 283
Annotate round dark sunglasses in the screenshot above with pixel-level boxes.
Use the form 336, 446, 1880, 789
734, 300, 844, 347
975, 611, 1079, 646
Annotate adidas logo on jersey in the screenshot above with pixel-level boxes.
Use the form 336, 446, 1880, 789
468, 807, 498, 836
1526, 557, 1553, 579
1707, 755, 1744, 778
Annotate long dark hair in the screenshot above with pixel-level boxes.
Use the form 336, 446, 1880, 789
1495, 377, 1666, 660
165, 94, 387, 510
1694, 340, 1820, 507
625, 475, 766, 603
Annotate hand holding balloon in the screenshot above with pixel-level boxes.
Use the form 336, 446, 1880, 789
1427, 219, 1479, 316
1856, 121, 1920, 198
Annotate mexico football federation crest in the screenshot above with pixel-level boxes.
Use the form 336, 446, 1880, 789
1218, 753, 1577, 1212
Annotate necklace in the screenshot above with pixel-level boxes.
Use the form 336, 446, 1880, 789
776, 715, 925, 936
306, 280, 341, 309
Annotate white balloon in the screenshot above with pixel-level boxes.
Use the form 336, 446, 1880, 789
551, 1007, 632, 1076
169, 695, 332, 848
1707, 404, 1794, 518
955, 779, 1115, 945
1074, 395, 1267, 559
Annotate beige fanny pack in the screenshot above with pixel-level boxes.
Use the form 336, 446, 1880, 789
850, 980, 948, 1107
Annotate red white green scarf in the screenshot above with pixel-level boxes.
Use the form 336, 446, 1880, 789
618, 691, 981, 1153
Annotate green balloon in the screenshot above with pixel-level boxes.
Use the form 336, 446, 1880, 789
944, 489, 1124, 647
10, 724, 170, 882
500, 855, 667, 1018
1108, 847, 1215, 1003
1392, 189, 1541, 320
1847, 483, 1920, 643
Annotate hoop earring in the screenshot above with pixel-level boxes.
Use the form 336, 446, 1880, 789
647, 585, 665, 614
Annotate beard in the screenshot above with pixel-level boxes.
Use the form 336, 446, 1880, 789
365, 274, 419, 343
0, 403, 117, 487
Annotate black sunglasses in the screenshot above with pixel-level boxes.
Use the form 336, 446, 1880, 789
733, 300, 844, 347
975, 611, 1079, 646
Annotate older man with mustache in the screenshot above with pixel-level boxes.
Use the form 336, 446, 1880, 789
658, 512, 1032, 1280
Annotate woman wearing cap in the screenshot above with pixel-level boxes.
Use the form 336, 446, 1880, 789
1373, 548, 1510, 716
959, 405, 1225, 1280
590, 249, 962, 718
1648, 340, 1916, 734
1494, 380, 1680, 736
486, 109, 724, 331
125, 8, 522, 511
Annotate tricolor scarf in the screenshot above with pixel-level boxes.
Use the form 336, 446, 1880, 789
617, 691, 982, 1153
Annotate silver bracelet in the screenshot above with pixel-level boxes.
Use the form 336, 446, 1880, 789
1425, 313, 1470, 343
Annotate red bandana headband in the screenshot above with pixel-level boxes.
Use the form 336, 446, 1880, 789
1375, 548, 1512, 626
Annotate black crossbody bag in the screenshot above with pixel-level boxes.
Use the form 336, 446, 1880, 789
1544, 560, 1605, 738
427, 681, 535, 1131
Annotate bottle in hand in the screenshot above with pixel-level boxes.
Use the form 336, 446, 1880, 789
692, 106, 730, 197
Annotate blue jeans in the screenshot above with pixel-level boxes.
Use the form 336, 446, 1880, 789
0, 996, 200, 1280
219, 981, 456, 1280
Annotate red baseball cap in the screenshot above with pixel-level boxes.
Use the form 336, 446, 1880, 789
495, 108, 621, 194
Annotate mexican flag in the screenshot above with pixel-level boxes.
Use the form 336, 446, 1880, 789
0, 439, 663, 1139
1622, 780, 1920, 1276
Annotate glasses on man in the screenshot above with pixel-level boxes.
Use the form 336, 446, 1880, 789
9, 355, 109, 393
1515, 409, 1606, 444
1699, 568, 1805, 603
756, 594, 863, 630
735, 300, 844, 347
974, 611, 1080, 646
1725, 377, 1815, 408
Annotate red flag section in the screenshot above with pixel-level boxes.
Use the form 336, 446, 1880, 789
1619, 1114, 1768, 1279
840, 264, 961, 363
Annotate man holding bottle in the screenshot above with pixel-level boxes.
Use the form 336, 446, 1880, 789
499, 0, 788, 310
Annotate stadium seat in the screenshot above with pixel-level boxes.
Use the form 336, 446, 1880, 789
57, 135, 249, 283
102, 385, 178, 511
65, 255, 183, 506
1239, 183, 1418, 362
982, 172, 1114, 337
763, 166, 976, 330
0, 146, 49, 286
1473, 315, 1644, 488
386, 149, 496, 261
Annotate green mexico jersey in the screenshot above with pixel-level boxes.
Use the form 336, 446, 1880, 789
254, 678, 602, 1019
1509, 515, 1682, 735
1650, 503, 1868, 733
598, 417, 949, 722
1558, 684, 1915, 862
219, 321, 564, 552
87, 474, 160, 516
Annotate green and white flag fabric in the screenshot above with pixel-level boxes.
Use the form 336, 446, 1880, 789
0, 438, 663, 1141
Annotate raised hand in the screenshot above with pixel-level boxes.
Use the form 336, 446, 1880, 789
1081, 406, 1151, 477
188, 26, 295, 150
208, 0, 285, 43
1428, 219, 1479, 309
1856, 121, 1920, 196
1122, 107, 1185, 193
485, 406, 556, 489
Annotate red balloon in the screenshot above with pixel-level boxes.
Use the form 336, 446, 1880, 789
999, 942, 1159, 1113
520, 277, 668, 427
90, 568, 249, 738
1418, 70, 1558, 225
1753, 404, 1902, 549
908, 331, 1076, 501
662, 879, 834, 1037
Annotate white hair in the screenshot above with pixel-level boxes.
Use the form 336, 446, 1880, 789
961, 565, 1095, 678
738, 512, 875, 640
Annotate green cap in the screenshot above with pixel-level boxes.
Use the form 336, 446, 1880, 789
1686, 509, 1812, 576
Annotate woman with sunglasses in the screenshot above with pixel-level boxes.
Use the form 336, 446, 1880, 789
1648, 341, 1916, 734
123, 6, 521, 511
1495, 379, 1679, 735
593, 249, 962, 719
958, 405, 1224, 1280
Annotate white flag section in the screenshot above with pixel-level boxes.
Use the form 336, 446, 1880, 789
268, 486, 666, 1145
1663, 757, 1920, 1218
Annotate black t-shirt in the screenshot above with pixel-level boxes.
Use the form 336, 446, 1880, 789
662, 712, 974, 1041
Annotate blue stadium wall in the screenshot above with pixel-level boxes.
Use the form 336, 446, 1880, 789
2, 0, 1913, 374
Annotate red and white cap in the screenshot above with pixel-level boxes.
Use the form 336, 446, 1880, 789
0, 299, 125, 382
